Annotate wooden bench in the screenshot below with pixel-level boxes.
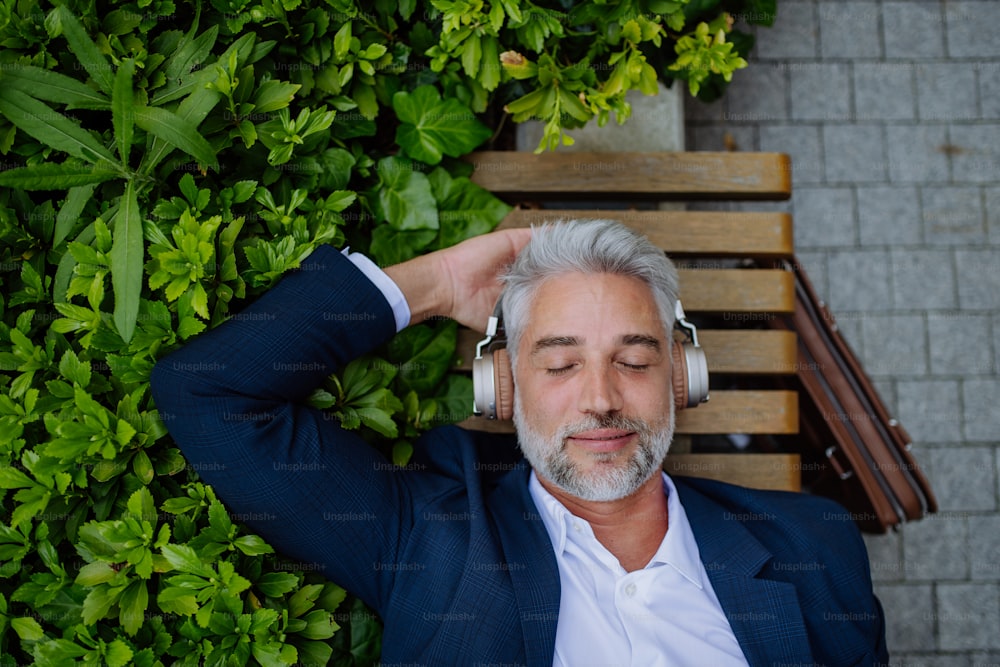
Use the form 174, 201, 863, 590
457, 150, 801, 492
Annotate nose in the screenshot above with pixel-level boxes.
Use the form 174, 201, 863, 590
576, 363, 623, 416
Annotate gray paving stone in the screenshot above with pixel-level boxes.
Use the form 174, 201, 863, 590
823, 124, 887, 183
980, 62, 1000, 119
949, 125, 1000, 184
759, 125, 824, 184
989, 188, 1000, 245
827, 250, 893, 311
818, 2, 883, 59
946, 2, 1000, 58
927, 446, 998, 512
860, 314, 928, 377
955, 249, 1000, 310
724, 62, 789, 123
790, 63, 852, 121
927, 313, 993, 376
887, 124, 950, 183
922, 187, 986, 245
916, 63, 979, 121
793, 186, 857, 248
937, 583, 1000, 650
901, 511, 968, 581
864, 531, 903, 583
853, 62, 918, 121
969, 654, 1000, 667
883, 2, 946, 59
794, 251, 828, 301
963, 380, 1000, 443
858, 186, 923, 245
995, 314, 1000, 378
686, 125, 757, 153
682, 91, 723, 123
897, 380, 964, 444
753, 2, 817, 60
969, 515, 1000, 580
891, 249, 957, 310
874, 583, 935, 652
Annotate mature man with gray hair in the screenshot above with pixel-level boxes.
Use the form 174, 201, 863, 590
153, 220, 888, 666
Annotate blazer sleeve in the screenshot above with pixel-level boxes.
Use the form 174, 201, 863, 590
150, 244, 411, 611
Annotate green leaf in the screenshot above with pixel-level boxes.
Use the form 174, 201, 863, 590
11, 616, 45, 641
54, 184, 97, 246
55, 5, 115, 94
156, 586, 199, 615
0, 162, 118, 190
374, 156, 438, 231
393, 85, 491, 164
256, 572, 299, 598
233, 535, 274, 556
112, 59, 136, 164
0, 64, 110, 110
368, 226, 436, 266
111, 181, 143, 343
0, 88, 117, 163
253, 80, 300, 114
387, 320, 458, 393
429, 168, 511, 248
105, 639, 135, 667
120, 580, 149, 636
160, 544, 211, 576
133, 106, 218, 168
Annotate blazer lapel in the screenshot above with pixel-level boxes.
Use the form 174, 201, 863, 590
488, 465, 561, 667
676, 481, 814, 667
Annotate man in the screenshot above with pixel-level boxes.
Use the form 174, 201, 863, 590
151, 220, 888, 666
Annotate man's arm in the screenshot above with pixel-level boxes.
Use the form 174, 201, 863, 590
149, 230, 530, 610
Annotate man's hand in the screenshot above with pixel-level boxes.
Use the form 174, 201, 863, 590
384, 227, 532, 331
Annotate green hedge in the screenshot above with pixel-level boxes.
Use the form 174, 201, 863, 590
0, 0, 773, 664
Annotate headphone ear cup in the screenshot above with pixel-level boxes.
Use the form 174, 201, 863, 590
472, 352, 497, 419
493, 347, 515, 421
671, 340, 690, 411
672, 339, 709, 409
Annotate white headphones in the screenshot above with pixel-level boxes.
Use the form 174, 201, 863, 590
472, 300, 709, 420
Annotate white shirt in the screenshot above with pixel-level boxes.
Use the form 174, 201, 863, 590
529, 471, 750, 667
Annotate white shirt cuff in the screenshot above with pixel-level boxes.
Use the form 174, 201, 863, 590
342, 248, 411, 332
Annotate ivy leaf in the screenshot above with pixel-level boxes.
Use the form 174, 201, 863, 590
393, 85, 491, 165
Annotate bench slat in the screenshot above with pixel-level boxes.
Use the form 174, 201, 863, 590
678, 269, 794, 313
497, 210, 794, 259
665, 454, 802, 492
466, 151, 792, 200
454, 329, 798, 375
460, 390, 798, 435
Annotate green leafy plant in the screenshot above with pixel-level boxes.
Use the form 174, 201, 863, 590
0, 0, 775, 663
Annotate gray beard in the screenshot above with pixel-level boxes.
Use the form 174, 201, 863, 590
513, 400, 675, 502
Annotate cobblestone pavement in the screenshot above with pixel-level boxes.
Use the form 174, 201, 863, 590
684, 1, 1000, 663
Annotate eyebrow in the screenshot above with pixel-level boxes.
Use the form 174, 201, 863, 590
531, 334, 662, 353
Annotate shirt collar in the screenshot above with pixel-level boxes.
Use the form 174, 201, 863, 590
528, 470, 707, 587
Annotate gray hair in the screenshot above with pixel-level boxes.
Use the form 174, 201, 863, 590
500, 219, 680, 367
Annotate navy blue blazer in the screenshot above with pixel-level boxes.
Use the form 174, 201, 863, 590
151, 245, 888, 666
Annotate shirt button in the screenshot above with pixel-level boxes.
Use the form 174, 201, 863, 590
624, 582, 637, 597
572, 522, 583, 533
